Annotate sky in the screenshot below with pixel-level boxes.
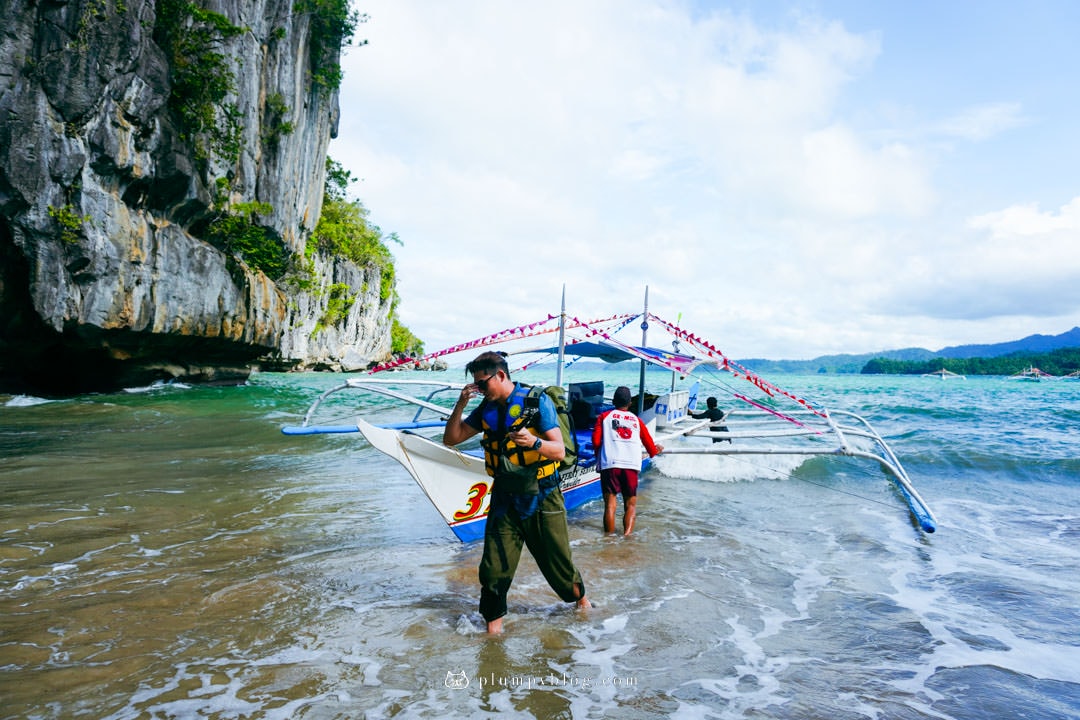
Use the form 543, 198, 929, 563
328, 0, 1080, 360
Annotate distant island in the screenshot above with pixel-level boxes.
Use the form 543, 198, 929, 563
739, 327, 1080, 376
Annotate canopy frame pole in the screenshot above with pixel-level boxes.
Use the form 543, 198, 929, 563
637, 286, 649, 414
556, 285, 567, 387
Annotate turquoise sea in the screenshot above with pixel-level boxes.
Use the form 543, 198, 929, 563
2, 368, 1079, 719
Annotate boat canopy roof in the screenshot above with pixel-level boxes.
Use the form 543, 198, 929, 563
528, 339, 719, 376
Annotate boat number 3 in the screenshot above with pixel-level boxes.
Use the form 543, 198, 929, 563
454, 482, 490, 520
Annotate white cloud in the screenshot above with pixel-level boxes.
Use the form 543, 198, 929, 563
796, 126, 933, 217
935, 102, 1028, 141
876, 196, 1080, 322
968, 197, 1080, 238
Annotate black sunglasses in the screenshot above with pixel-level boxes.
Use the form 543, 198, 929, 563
475, 373, 499, 389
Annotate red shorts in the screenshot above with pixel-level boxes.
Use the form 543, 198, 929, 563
600, 467, 639, 498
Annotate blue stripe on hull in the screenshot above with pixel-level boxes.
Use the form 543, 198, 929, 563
562, 474, 603, 511
449, 517, 487, 543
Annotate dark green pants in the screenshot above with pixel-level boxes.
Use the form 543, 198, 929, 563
478, 488, 585, 622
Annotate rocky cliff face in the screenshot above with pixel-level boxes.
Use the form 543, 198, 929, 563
0, 0, 392, 395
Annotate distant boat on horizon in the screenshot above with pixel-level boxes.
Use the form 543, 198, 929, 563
1008, 366, 1055, 382
922, 368, 966, 380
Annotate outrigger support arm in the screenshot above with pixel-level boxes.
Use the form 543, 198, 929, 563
282, 379, 469, 436
822, 409, 851, 454
659, 408, 937, 534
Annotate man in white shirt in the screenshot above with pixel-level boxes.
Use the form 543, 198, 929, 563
591, 386, 664, 535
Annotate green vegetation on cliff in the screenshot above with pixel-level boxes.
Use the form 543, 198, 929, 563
305, 159, 424, 355
153, 0, 245, 164
154, 0, 360, 160
310, 159, 396, 303
310, 197, 397, 304
48, 205, 92, 245
293, 0, 366, 90
390, 319, 423, 356
205, 200, 289, 280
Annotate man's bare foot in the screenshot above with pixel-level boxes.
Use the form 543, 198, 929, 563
486, 617, 503, 634
576, 596, 591, 610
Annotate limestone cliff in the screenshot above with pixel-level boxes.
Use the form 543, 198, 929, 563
0, 0, 392, 395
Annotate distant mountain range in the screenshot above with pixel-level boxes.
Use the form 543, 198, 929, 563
738, 326, 1080, 374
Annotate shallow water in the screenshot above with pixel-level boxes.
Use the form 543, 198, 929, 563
2, 371, 1079, 719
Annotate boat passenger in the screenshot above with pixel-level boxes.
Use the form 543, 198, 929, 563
689, 396, 730, 443
592, 386, 664, 536
442, 351, 590, 634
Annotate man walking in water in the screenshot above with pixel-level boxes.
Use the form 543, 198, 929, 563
443, 351, 590, 633
592, 386, 664, 536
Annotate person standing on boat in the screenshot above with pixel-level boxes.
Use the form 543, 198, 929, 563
592, 386, 664, 536
688, 396, 730, 443
442, 351, 590, 634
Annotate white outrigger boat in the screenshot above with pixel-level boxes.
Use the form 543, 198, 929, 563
283, 290, 937, 539
922, 368, 966, 380
1008, 365, 1055, 382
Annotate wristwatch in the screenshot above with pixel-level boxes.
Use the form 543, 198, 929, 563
532, 437, 543, 451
